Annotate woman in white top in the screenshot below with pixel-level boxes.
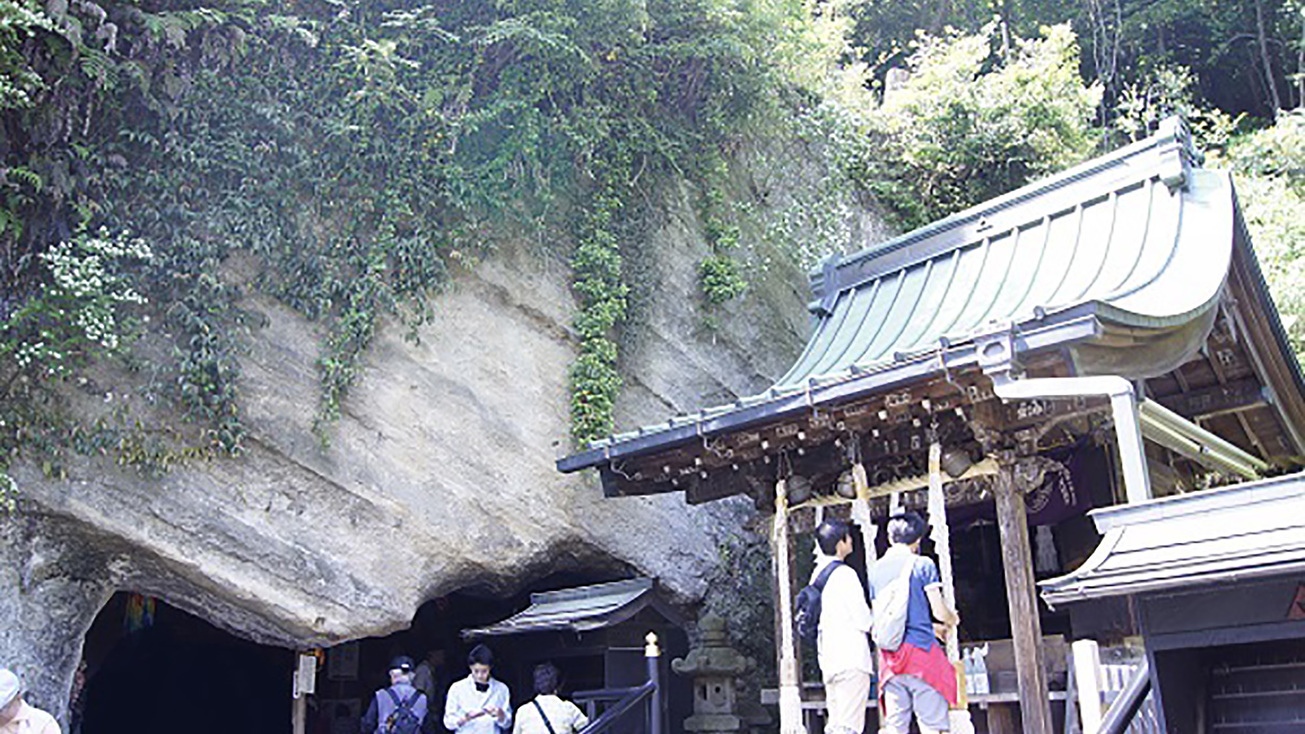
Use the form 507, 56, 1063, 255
512, 663, 588, 734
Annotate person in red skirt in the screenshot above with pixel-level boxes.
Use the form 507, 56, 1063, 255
868, 512, 959, 733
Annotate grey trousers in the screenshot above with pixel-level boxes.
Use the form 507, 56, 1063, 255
880, 675, 949, 734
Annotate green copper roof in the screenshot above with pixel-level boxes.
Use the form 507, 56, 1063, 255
784, 116, 1223, 388
558, 118, 1300, 475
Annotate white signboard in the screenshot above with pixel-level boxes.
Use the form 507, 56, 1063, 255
297, 653, 318, 696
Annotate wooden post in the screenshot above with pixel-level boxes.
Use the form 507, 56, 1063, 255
646, 632, 664, 734
771, 478, 805, 734
850, 461, 882, 729
987, 704, 1018, 734
993, 458, 1053, 734
926, 442, 959, 660
929, 442, 975, 734
1072, 639, 1105, 733
291, 652, 308, 734
850, 462, 879, 564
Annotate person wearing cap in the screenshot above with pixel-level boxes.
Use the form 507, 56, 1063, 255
0, 668, 60, 734
443, 645, 511, 734
361, 656, 434, 734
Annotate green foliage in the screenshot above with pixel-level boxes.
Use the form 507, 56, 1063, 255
569, 168, 630, 445
0, 0, 52, 109
0, 229, 150, 378
698, 255, 748, 305
695, 154, 748, 305
1113, 63, 1240, 151
846, 0, 1304, 123
856, 23, 1102, 228
0, 229, 152, 481
0, 0, 815, 462
0, 470, 14, 511
1219, 112, 1305, 366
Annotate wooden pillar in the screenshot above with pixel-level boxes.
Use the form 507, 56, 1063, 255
771, 478, 805, 734
929, 442, 975, 734
987, 704, 1018, 734
994, 458, 1053, 734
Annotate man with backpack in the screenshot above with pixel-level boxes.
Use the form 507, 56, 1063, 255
806, 519, 872, 734
868, 512, 959, 734
361, 656, 435, 734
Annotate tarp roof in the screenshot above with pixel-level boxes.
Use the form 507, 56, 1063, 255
558, 118, 1305, 476
1040, 471, 1305, 607
460, 578, 679, 639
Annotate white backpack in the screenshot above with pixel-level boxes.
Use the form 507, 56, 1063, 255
871, 556, 916, 652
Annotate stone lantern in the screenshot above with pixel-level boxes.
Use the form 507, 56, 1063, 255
672, 614, 754, 734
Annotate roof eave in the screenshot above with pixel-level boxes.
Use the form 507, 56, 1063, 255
1042, 557, 1305, 608
558, 309, 1104, 473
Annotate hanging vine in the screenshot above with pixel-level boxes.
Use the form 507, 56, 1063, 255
0, 0, 808, 480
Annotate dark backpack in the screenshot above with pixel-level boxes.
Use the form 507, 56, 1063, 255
794, 560, 842, 646
383, 689, 424, 734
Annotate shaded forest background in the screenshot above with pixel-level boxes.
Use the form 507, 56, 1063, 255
0, 0, 1302, 497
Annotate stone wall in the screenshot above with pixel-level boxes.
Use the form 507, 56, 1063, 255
0, 180, 824, 723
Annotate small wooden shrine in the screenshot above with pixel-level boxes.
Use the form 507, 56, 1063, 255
558, 118, 1305, 733
1042, 472, 1305, 730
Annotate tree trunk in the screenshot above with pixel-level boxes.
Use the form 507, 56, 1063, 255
1297, 7, 1304, 109
1255, 0, 1283, 118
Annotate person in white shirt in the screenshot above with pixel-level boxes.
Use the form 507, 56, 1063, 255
512, 663, 587, 734
444, 645, 512, 734
812, 519, 872, 734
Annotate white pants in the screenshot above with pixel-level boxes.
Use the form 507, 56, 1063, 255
823, 669, 871, 734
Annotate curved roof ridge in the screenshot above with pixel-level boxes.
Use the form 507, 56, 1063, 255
822, 116, 1198, 284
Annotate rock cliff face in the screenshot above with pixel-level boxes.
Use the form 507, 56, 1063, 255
0, 183, 815, 721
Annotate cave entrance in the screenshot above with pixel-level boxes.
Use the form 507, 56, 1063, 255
308, 570, 690, 734
79, 592, 293, 734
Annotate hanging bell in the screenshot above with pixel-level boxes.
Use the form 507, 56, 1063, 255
940, 446, 974, 478
786, 474, 813, 505
835, 471, 858, 499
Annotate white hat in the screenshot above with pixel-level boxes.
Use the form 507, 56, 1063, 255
0, 669, 19, 708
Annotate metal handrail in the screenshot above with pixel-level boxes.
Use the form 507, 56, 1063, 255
573, 686, 651, 702
1098, 658, 1152, 734
575, 680, 657, 734
573, 633, 663, 734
